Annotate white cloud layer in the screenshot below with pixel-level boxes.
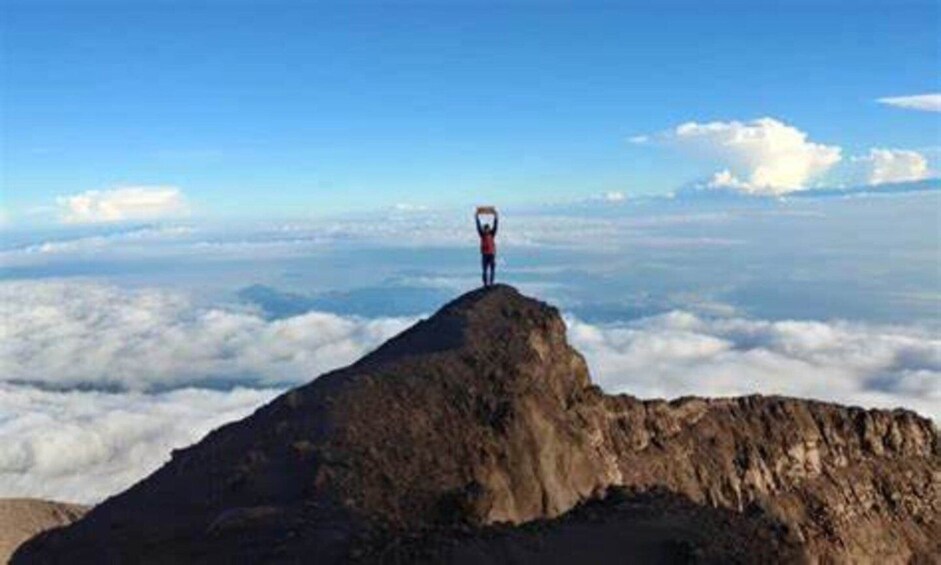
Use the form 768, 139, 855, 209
0, 280, 413, 390
57, 186, 189, 224
877, 93, 941, 113
663, 118, 843, 195
853, 148, 930, 185
568, 311, 940, 421
0, 280, 937, 504
0, 280, 413, 504
0, 383, 280, 503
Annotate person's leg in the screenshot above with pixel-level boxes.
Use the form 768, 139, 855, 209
481, 254, 488, 286
488, 255, 496, 286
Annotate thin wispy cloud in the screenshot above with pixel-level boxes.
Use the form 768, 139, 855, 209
2, 207, 753, 269
877, 93, 941, 113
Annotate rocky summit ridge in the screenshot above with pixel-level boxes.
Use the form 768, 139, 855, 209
15, 285, 940, 563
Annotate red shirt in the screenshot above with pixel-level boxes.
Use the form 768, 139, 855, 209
480, 232, 496, 255
476, 214, 498, 255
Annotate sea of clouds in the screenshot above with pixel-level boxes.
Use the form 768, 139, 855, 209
1, 280, 413, 390
568, 313, 940, 421
0, 384, 280, 503
1, 279, 938, 504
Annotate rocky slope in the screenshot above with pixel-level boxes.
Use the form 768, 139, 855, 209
0, 499, 86, 563
15, 286, 940, 563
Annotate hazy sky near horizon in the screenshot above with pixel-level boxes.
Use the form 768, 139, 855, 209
3, 0, 940, 224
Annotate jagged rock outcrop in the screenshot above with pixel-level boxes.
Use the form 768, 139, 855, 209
0, 499, 87, 563
15, 286, 940, 563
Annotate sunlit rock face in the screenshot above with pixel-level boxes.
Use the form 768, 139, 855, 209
0, 499, 87, 562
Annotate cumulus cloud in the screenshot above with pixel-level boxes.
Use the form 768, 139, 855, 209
0, 383, 280, 503
57, 186, 189, 224
852, 148, 931, 185
568, 312, 940, 421
877, 93, 941, 113
660, 118, 842, 195
0, 280, 413, 391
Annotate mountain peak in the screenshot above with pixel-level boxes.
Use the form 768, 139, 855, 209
356, 283, 560, 367
15, 287, 940, 563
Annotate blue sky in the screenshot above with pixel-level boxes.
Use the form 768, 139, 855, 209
3, 0, 939, 223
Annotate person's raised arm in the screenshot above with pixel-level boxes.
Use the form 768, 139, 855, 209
475, 212, 483, 236
492, 211, 498, 236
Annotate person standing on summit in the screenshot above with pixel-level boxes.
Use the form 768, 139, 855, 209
475, 207, 499, 287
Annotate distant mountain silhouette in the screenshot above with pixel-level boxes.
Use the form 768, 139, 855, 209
239, 282, 452, 318
16, 286, 940, 563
